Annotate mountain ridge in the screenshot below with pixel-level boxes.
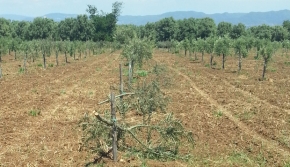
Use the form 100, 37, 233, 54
1, 9, 290, 26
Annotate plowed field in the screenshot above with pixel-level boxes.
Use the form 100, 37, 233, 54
1, 50, 290, 166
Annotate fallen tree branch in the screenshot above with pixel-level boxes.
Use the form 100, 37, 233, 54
98, 92, 135, 105
94, 111, 124, 132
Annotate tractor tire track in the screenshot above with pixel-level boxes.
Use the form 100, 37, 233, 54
204, 71, 290, 116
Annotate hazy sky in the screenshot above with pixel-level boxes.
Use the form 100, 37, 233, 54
0, 0, 289, 16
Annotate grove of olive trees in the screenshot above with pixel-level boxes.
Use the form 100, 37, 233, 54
1, 2, 290, 165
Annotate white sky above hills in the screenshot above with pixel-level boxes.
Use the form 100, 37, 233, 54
0, 0, 289, 16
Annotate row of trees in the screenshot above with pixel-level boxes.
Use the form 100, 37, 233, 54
0, 2, 122, 42
113, 18, 290, 44
155, 35, 289, 80
0, 37, 115, 70
1, 30, 290, 80
1, 15, 290, 43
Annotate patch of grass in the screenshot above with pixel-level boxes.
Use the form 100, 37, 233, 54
123, 69, 129, 76
85, 162, 105, 167
205, 64, 210, 68
136, 70, 148, 77
213, 110, 223, 118
140, 158, 149, 167
227, 151, 252, 165
60, 89, 66, 94
88, 91, 94, 97
187, 71, 193, 77
255, 152, 267, 167
132, 78, 137, 83
284, 62, 290, 66
284, 162, 290, 167
278, 130, 290, 147
238, 111, 256, 120
48, 63, 54, 67
37, 63, 42, 67
18, 67, 25, 73
195, 71, 201, 77
28, 109, 41, 117
31, 89, 37, 93
268, 67, 277, 72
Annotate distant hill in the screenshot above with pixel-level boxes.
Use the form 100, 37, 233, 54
1, 10, 290, 26
42, 13, 78, 22
0, 14, 34, 22
0, 13, 78, 22
118, 10, 290, 26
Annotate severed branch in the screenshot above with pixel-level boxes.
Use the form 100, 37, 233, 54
98, 92, 135, 105
94, 111, 124, 132
94, 110, 153, 151
94, 111, 113, 126
94, 110, 157, 131
93, 110, 195, 158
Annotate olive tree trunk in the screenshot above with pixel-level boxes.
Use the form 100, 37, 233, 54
43, 53, 46, 69
222, 54, 225, 69
23, 52, 27, 72
238, 54, 242, 72
262, 59, 268, 80
0, 63, 2, 78
128, 60, 133, 84
65, 51, 68, 63
210, 54, 214, 68
56, 50, 59, 66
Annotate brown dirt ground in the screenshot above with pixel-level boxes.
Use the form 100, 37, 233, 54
1, 49, 290, 166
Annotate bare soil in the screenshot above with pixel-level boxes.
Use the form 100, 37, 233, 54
1, 49, 290, 166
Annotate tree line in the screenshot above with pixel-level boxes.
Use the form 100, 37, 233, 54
115, 17, 290, 43
0, 2, 122, 42
1, 12, 290, 42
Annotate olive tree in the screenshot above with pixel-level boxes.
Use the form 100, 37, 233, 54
0, 62, 2, 79
40, 40, 52, 69
233, 37, 248, 72
282, 40, 290, 56
0, 38, 8, 78
10, 38, 22, 60
53, 41, 62, 66
254, 38, 264, 59
214, 36, 231, 69
205, 36, 216, 68
31, 40, 40, 62
62, 40, 70, 63
245, 36, 255, 52
121, 37, 153, 83
20, 41, 32, 72
197, 38, 206, 62
70, 41, 77, 60
0, 38, 8, 62
189, 38, 198, 60
76, 41, 85, 60
259, 41, 275, 80
182, 38, 190, 56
